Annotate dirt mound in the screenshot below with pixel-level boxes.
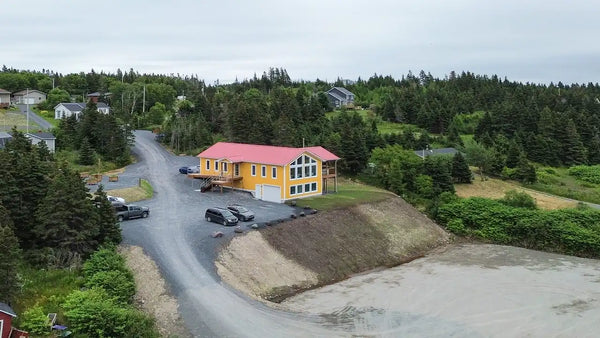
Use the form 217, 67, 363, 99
216, 196, 449, 302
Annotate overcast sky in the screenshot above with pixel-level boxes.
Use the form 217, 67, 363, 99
4, 0, 599, 85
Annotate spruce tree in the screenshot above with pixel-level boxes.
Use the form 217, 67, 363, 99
0, 204, 21, 303
516, 154, 537, 184
505, 139, 522, 168
93, 185, 121, 245
424, 156, 455, 195
34, 164, 99, 264
79, 137, 94, 165
560, 119, 588, 165
451, 152, 472, 183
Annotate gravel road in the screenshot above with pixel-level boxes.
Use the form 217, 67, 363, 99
121, 130, 341, 337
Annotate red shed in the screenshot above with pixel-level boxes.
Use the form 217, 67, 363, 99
0, 303, 28, 338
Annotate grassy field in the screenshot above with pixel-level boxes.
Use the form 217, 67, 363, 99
455, 176, 577, 210
325, 109, 419, 135
0, 109, 41, 131
103, 180, 153, 202
530, 166, 600, 205
34, 108, 60, 128
292, 178, 393, 211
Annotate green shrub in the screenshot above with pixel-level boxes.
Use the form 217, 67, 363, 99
20, 305, 50, 335
500, 190, 537, 209
82, 247, 128, 278
446, 219, 467, 235
85, 270, 136, 305
63, 288, 158, 338
437, 197, 600, 258
568, 165, 600, 184
536, 170, 560, 185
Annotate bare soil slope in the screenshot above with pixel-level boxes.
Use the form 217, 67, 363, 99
216, 196, 449, 302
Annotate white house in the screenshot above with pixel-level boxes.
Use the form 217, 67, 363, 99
0, 88, 10, 108
54, 102, 110, 119
12, 89, 47, 104
26, 132, 56, 153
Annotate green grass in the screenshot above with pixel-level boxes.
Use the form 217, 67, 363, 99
14, 266, 83, 326
292, 178, 393, 211
33, 107, 59, 128
140, 178, 154, 198
0, 109, 41, 131
326, 109, 421, 135
529, 166, 600, 205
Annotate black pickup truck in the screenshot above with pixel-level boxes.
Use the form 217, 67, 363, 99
114, 204, 150, 221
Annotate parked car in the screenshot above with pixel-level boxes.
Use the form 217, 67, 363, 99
227, 205, 255, 221
114, 203, 150, 221
179, 165, 200, 174
205, 207, 238, 226
107, 195, 125, 204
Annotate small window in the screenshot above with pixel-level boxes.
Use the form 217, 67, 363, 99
305, 166, 310, 177
311, 165, 317, 177
290, 167, 295, 179
214, 160, 219, 171
305, 183, 310, 192
251, 164, 256, 176
297, 185, 303, 193
290, 186, 296, 195
272, 167, 277, 179
222, 162, 228, 172
311, 182, 317, 191
297, 167, 303, 178
297, 156, 303, 165
205, 160, 210, 171
261, 165, 266, 177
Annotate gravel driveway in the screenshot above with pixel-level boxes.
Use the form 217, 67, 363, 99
121, 131, 339, 337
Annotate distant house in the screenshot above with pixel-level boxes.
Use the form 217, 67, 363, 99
54, 102, 110, 119
414, 147, 459, 159
326, 87, 355, 109
86, 92, 100, 103
0, 88, 10, 108
0, 302, 29, 338
26, 132, 56, 153
12, 89, 46, 105
0, 132, 12, 149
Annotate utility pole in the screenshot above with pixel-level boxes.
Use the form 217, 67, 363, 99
142, 84, 146, 113
26, 88, 29, 133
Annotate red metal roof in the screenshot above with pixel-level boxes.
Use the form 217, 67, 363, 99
197, 142, 340, 166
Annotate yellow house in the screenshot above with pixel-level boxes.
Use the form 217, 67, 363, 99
195, 142, 340, 203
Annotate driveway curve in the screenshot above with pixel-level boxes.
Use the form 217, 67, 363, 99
121, 131, 343, 337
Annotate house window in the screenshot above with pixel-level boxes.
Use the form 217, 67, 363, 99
261, 165, 266, 177
214, 160, 219, 171
234, 164, 240, 176
206, 160, 210, 171
251, 164, 256, 176
297, 185, 303, 194
305, 183, 310, 192
290, 186, 296, 195
272, 167, 277, 179
222, 162, 228, 172
311, 182, 317, 191
289, 154, 318, 180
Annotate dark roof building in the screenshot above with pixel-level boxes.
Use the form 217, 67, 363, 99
326, 87, 355, 109
0, 131, 12, 149
414, 147, 460, 159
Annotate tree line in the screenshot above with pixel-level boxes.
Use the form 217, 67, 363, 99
0, 129, 121, 304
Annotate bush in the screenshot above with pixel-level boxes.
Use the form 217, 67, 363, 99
63, 288, 159, 338
85, 270, 136, 304
446, 219, 467, 236
20, 305, 50, 335
437, 197, 600, 258
500, 190, 537, 209
82, 247, 128, 278
568, 165, 600, 184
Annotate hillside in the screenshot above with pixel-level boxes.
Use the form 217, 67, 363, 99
215, 196, 449, 302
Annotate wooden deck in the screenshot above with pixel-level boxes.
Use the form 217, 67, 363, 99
187, 173, 242, 182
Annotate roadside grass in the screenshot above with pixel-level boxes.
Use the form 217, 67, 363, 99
33, 107, 59, 128
14, 266, 83, 326
105, 180, 153, 203
455, 175, 577, 210
292, 178, 393, 211
530, 166, 600, 205
0, 109, 41, 131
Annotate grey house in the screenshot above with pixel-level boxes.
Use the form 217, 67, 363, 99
54, 102, 110, 119
0, 88, 10, 108
414, 147, 459, 159
26, 132, 56, 153
12, 89, 47, 104
326, 87, 355, 108
0, 132, 12, 149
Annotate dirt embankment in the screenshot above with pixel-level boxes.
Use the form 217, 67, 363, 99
215, 196, 450, 302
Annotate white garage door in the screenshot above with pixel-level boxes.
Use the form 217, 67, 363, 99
262, 185, 281, 203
